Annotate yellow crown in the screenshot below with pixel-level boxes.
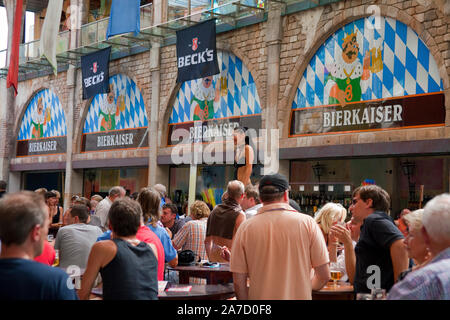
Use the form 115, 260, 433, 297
342, 31, 357, 43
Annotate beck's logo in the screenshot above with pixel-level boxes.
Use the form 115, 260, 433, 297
192, 38, 198, 51
92, 62, 98, 73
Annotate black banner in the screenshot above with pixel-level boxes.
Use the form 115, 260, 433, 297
81, 46, 111, 100
176, 19, 220, 83
290, 93, 445, 136
16, 137, 67, 157
167, 115, 262, 146
81, 128, 148, 152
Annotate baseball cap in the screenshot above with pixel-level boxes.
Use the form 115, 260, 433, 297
258, 173, 290, 194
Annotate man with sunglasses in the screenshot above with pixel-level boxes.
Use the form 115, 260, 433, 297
349, 185, 408, 294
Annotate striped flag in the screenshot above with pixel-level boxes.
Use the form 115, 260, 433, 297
39, 0, 63, 75
6, 0, 23, 96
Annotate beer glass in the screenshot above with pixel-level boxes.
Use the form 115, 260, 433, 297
329, 262, 342, 288
52, 249, 60, 267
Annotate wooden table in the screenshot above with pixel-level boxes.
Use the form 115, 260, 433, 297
89, 283, 235, 300
312, 282, 355, 300
167, 263, 233, 285
160, 283, 235, 300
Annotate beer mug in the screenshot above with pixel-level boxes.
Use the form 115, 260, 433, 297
220, 75, 227, 97
45, 107, 52, 122
118, 95, 126, 112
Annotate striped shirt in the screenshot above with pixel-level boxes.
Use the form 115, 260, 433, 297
172, 218, 208, 285
173, 218, 208, 261
387, 247, 450, 300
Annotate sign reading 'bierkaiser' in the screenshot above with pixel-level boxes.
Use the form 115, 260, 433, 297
81, 46, 111, 100
176, 19, 219, 83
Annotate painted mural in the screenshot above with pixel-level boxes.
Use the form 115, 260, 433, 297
82, 74, 149, 152
17, 89, 67, 157
290, 17, 445, 136
168, 51, 262, 145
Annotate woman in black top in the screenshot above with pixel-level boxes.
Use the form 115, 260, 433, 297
79, 198, 158, 300
233, 127, 255, 186
50, 190, 64, 224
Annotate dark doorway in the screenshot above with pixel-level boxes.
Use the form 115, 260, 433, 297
23, 171, 64, 193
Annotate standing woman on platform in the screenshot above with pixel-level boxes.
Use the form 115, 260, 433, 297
233, 127, 254, 187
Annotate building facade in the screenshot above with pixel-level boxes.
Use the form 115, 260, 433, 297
0, 0, 449, 216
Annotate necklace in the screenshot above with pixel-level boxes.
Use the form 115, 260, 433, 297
343, 67, 355, 84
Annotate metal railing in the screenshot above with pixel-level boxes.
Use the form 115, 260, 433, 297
0, 3, 153, 70
0, 0, 343, 77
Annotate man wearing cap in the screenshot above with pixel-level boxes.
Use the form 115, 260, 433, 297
230, 173, 330, 299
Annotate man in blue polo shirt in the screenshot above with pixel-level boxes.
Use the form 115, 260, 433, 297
0, 191, 78, 300
350, 185, 409, 293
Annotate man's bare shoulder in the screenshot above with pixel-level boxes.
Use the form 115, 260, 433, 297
92, 239, 116, 252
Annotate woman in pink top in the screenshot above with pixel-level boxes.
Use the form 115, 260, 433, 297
136, 222, 165, 281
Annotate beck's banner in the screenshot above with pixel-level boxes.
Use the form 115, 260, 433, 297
176, 19, 220, 83
81, 46, 111, 100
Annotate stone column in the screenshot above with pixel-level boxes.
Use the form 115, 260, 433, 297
148, 0, 168, 187
63, 0, 85, 209
263, 2, 283, 175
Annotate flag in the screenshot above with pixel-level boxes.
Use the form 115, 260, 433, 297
106, 0, 140, 39
81, 46, 111, 100
176, 19, 219, 83
6, 0, 23, 96
39, 0, 64, 75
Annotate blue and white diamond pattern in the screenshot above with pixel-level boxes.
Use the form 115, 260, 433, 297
83, 74, 148, 133
169, 51, 262, 124
18, 89, 67, 140
292, 17, 444, 110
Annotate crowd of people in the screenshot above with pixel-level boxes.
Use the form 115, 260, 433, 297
0, 174, 449, 300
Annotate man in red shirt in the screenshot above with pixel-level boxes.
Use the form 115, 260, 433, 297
34, 240, 55, 266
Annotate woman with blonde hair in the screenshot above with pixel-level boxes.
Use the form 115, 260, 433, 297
173, 200, 210, 260
314, 202, 347, 246
50, 190, 64, 224
172, 200, 210, 284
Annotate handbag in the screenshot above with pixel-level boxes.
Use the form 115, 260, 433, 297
177, 250, 200, 266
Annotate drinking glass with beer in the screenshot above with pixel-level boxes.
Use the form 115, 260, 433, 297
329, 262, 342, 288
52, 249, 60, 267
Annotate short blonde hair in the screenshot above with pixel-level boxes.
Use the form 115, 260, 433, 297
403, 209, 424, 232
314, 202, 347, 235
91, 194, 103, 202
190, 201, 210, 220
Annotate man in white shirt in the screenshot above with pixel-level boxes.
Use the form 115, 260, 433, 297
94, 186, 126, 231
241, 185, 262, 220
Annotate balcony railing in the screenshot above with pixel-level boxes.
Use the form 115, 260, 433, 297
0, 0, 342, 79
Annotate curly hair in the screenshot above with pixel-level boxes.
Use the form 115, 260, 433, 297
190, 200, 210, 220
314, 202, 347, 235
